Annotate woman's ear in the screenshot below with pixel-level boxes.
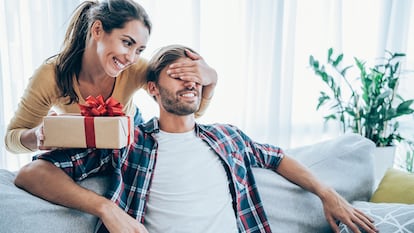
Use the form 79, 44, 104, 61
90, 20, 104, 40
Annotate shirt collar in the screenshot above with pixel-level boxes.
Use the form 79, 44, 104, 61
141, 117, 161, 134
141, 117, 203, 135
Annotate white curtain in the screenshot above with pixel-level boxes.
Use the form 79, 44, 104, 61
2, 0, 414, 171
0, 0, 82, 171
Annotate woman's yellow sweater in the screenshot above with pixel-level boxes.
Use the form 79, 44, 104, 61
5, 58, 209, 153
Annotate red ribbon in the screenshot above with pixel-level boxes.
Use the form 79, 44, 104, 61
78, 95, 129, 148
84, 116, 96, 148
79, 95, 125, 117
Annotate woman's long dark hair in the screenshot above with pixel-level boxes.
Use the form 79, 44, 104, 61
52, 0, 152, 104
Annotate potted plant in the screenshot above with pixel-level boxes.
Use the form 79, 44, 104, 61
308, 48, 414, 182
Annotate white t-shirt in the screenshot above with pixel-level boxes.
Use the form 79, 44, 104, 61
144, 130, 238, 233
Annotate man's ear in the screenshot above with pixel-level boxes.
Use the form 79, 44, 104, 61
147, 81, 158, 96
91, 20, 104, 40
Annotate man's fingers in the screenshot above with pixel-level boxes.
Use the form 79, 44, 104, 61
326, 215, 341, 233
352, 212, 378, 233
355, 208, 374, 223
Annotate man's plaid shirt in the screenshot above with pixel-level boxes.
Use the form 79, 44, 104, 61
37, 117, 284, 233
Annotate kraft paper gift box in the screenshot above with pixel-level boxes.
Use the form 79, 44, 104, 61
43, 114, 133, 149
43, 95, 132, 149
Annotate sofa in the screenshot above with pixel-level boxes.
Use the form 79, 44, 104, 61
1, 133, 413, 233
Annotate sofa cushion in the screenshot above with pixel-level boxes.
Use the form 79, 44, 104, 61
338, 201, 414, 232
0, 169, 110, 233
370, 167, 414, 204
254, 133, 375, 233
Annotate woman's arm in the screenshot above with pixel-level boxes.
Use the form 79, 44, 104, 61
5, 63, 59, 153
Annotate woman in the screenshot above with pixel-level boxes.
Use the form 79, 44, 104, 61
5, 0, 217, 154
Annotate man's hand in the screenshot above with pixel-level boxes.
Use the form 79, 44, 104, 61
99, 201, 148, 233
275, 156, 378, 233
320, 187, 378, 233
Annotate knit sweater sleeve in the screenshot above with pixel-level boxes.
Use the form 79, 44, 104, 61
5, 62, 61, 154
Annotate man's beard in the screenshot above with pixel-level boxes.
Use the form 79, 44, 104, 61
158, 85, 200, 116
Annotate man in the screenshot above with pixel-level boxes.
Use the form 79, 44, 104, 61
15, 45, 378, 233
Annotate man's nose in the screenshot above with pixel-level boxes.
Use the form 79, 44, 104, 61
184, 80, 197, 89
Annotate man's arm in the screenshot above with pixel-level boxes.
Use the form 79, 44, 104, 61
14, 160, 148, 233
275, 156, 378, 233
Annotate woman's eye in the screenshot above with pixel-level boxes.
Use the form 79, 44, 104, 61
135, 48, 144, 55
123, 40, 132, 47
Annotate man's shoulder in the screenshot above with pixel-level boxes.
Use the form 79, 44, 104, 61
198, 123, 242, 135
199, 122, 236, 129
137, 117, 160, 134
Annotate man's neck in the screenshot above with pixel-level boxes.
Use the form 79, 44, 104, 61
158, 113, 196, 133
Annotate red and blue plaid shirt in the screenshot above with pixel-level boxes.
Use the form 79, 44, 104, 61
36, 117, 284, 233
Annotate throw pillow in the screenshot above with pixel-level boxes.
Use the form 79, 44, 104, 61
370, 167, 414, 204
254, 133, 375, 233
338, 201, 414, 232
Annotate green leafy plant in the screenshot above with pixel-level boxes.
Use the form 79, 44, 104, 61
309, 48, 414, 147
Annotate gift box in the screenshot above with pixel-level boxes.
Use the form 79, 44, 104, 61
43, 114, 132, 149
43, 95, 133, 149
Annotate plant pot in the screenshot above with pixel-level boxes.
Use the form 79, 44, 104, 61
373, 146, 396, 188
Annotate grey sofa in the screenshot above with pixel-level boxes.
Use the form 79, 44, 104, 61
1, 133, 413, 232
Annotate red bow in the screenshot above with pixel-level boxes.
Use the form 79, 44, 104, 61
79, 95, 125, 116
